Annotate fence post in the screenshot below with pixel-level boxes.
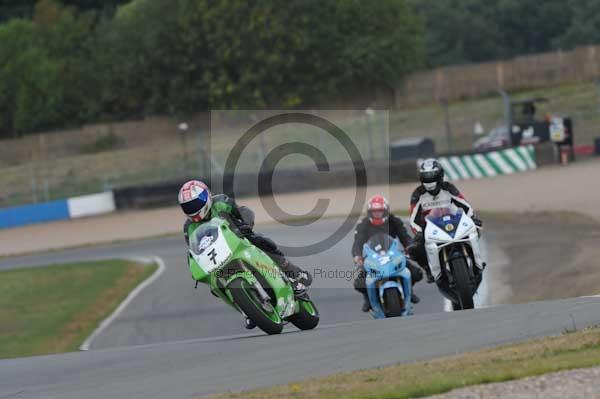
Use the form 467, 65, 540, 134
441, 99, 453, 152
497, 89, 512, 143
29, 162, 38, 204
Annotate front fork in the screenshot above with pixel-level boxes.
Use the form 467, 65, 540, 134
426, 232, 486, 280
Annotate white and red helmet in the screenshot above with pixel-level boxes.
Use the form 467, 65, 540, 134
367, 195, 389, 226
178, 180, 212, 222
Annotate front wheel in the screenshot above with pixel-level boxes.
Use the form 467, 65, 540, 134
289, 300, 319, 330
450, 257, 474, 310
383, 288, 404, 318
229, 278, 284, 335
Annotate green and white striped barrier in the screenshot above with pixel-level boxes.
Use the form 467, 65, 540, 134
435, 145, 536, 181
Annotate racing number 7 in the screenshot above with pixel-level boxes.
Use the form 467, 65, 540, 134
207, 248, 217, 265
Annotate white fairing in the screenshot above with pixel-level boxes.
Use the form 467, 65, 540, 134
191, 231, 233, 274
424, 212, 485, 279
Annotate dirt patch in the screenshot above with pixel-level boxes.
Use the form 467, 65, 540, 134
483, 211, 600, 303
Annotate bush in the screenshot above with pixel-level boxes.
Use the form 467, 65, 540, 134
79, 132, 124, 154
0, 0, 425, 137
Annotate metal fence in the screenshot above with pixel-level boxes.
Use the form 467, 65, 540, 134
0, 117, 208, 207
0, 110, 391, 208
4, 44, 600, 208
396, 45, 600, 106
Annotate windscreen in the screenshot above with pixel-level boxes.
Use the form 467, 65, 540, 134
189, 224, 220, 256
367, 234, 394, 253
425, 206, 463, 234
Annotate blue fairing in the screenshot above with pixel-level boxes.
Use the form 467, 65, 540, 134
363, 237, 413, 319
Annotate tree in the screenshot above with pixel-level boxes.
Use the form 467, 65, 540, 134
0, 0, 128, 22
557, 0, 600, 49
0, 0, 425, 134
412, 0, 575, 67
0, 0, 96, 136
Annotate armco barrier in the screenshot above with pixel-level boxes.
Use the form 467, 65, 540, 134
435, 145, 536, 181
112, 146, 543, 210
113, 159, 420, 210
0, 191, 116, 229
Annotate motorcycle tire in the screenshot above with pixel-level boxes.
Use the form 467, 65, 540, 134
450, 257, 474, 310
230, 278, 284, 335
289, 300, 319, 330
383, 288, 404, 317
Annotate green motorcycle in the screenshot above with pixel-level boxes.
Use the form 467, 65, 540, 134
188, 216, 319, 335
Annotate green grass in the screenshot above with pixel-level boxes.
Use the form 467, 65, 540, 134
390, 81, 600, 153
207, 326, 600, 399
0, 259, 156, 359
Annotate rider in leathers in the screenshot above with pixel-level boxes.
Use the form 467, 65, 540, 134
178, 180, 312, 329
352, 195, 424, 312
407, 159, 482, 282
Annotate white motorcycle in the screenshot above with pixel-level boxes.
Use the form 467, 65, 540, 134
424, 206, 486, 310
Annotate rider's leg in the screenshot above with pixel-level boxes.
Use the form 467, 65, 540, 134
245, 233, 312, 288
406, 259, 423, 304
408, 237, 434, 283
353, 270, 371, 312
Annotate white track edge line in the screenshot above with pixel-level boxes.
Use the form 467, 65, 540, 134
79, 255, 166, 351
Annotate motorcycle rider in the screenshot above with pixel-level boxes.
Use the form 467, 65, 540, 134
178, 180, 312, 329
352, 195, 424, 312
407, 159, 482, 282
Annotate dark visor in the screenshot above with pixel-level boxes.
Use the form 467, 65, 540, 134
181, 197, 207, 215
420, 170, 439, 183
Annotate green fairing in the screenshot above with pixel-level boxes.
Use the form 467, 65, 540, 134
186, 195, 236, 281
186, 216, 318, 334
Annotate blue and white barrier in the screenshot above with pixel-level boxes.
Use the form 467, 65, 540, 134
0, 191, 116, 229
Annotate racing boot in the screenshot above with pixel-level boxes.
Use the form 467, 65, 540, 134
245, 316, 256, 330
361, 292, 372, 312
411, 292, 421, 304
422, 264, 435, 284
425, 271, 435, 284
284, 261, 312, 298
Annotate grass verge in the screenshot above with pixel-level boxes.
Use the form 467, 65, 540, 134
207, 325, 600, 399
0, 259, 156, 359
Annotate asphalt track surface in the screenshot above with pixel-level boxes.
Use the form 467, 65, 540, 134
2, 218, 599, 398
0, 218, 450, 348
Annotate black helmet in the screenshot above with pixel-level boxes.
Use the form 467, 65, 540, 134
419, 158, 444, 195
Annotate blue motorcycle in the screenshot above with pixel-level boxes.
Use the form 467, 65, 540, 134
363, 234, 413, 319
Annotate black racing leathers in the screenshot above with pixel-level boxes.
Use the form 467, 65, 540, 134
351, 215, 422, 294
351, 214, 412, 257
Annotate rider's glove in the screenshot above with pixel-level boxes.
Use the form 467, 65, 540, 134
354, 255, 364, 266
472, 216, 483, 228
413, 232, 424, 243
238, 223, 253, 235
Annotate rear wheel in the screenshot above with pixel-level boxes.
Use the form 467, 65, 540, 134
229, 278, 284, 335
383, 288, 404, 317
289, 300, 319, 330
450, 257, 474, 310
